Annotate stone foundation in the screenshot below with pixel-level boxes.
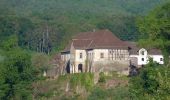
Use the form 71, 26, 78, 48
92, 60, 130, 75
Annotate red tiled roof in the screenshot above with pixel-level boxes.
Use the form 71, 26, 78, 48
125, 41, 139, 55
62, 29, 128, 52
125, 41, 162, 55
148, 49, 162, 55
72, 39, 92, 49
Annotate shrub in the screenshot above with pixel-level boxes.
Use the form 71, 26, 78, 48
88, 87, 108, 100
88, 86, 130, 100
98, 72, 106, 83
70, 73, 94, 91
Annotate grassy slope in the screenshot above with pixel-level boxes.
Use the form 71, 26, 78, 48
33, 72, 129, 100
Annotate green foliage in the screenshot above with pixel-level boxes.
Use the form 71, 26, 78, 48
0, 0, 167, 53
0, 37, 37, 99
32, 71, 130, 99
130, 2, 170, 99
88, 87, 108, 100
32, 53, 50, 75
129, 59, 170, 100
0, 56, 4, 62
137, 2, 170, 64
0, 49, 36, 99
97, 15, 140, 41
88, 86, 130, 100
1, 35, 18, 51
70, 73, 94, 91
98, 72, 106, 83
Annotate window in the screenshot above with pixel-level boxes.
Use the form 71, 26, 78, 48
142, 58, 144, 61
141, 51, 145, 55
80, 53, 83, 59
160, 58, 163, 61
109, 50, 112, 54
100, 53, 104, 58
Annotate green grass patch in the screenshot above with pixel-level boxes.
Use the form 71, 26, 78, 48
70, 73, 94, 91
33, 72, 130, 99
88, 86, 130, 100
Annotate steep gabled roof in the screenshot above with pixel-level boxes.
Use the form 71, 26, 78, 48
75, 29, 127, 49
148, 49, 162, 55
62, 29, 128, 52
72, 39, 93, 49
61, 29, 128, 51
124, 41, 139, 55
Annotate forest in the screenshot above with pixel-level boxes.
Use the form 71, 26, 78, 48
0, 0, 170, 99
0, 0, 168, 53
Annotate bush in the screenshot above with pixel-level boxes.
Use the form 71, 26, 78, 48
98, 72, 106, 83
70, 73, 94, 91
88, 87, 108, 100
88, 86, 130, 100
129, 59, 170, 100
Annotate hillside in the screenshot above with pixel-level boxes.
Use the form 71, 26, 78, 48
32, 72, 129, 100
0, 0, 168, 53
0, 1, 170, 99
0, 0, 167, 15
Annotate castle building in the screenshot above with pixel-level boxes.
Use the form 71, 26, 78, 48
61, 29, 164, 74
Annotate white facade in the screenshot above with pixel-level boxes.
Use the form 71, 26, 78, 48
75, 50, 87, 63
61, 48, 130, 74
93, 49, 108, 61
61, 48, 164, 74
60, 29, 166, 75
130, 48, 164, 66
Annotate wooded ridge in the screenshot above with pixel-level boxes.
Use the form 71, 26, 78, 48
0, 0, 168, 53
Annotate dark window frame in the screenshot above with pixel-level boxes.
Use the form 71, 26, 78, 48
141, 51, 145, 55
80, 53, 83, 59
100, 53, 104, 58
142, 58, 144, 61
160, 58, 163, 61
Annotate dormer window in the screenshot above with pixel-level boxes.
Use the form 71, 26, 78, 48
80, 53, 83, 59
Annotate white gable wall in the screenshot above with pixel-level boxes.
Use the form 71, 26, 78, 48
61, 48, 164, 74
130, 48, 164, 66
138, 48, 148, 65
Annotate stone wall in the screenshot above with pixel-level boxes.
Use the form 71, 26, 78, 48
92, 60, 130, 75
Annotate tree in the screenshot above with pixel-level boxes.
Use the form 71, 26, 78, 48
129, 59, 170, 100
130, 3, 170, 99
0, 36, 37, 99
137, 2, 170, 64
1, 35, 18, 51
32, 53, 50, 77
